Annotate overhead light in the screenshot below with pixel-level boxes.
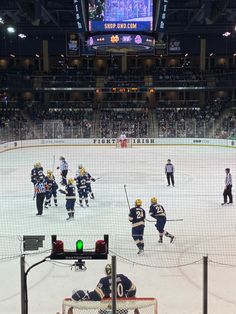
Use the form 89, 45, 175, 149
7, 26, 15, 33
60, 54, 65, 58
222, 32, 231, 37
185, 53, 189, 57
210, 53, 214, 57
18, 33, 27, 39
234, 53, 236, 57
0, 17, 4, 24
10, 54, 15, 58
35, 54, 40, 58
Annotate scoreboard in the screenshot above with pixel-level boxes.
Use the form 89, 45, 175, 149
72, 0, 168, 53
88, 0, 153, 32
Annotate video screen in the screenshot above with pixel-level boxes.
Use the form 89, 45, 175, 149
88, 0, 153, 32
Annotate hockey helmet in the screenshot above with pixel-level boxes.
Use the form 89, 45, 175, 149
78, 164, 83, 169
105, 264, 112, 276
135, 199, 142, 206
67, 178, 74, 184
59, 156, 65, 161
167, 159, 171, 162
34, 162, 41, 168
79, 167, 86, 175
225, 168, 230, 172
151, 197, 157, 204
47, 170, 53, 177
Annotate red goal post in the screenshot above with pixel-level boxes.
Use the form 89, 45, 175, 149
62, 297, 157, 314
116, 138, 133, 148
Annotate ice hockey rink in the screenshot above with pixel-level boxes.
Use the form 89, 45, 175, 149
1, 144, 236, 314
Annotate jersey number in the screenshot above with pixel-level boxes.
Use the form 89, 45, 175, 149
136, 210, 144, 219
109, 283, 124, 297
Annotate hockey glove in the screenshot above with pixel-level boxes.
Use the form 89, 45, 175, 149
91, 178, 96, 182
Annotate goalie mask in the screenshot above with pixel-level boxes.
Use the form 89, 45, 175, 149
105, 264, 112, 276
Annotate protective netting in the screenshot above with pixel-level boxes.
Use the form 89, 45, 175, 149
1, 143, 236, 268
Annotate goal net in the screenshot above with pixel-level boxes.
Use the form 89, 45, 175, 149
116, 138, 133, 148
62, 298, 157, 314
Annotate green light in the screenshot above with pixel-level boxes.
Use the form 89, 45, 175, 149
76, 240, 83, 253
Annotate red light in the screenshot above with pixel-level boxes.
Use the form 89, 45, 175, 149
53, 240, 64, 253
95, 240, 107, 253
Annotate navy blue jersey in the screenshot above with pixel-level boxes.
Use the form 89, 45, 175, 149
44, 176, 58, 191
31, 167, 44, 184
129, 206, 145, 228
44, 176, 53, 191
65, 184, 76, 200
149, 203, 166, 219
89, 274, 136, 301
75, 175, 87, 190
84, 172, 95, 184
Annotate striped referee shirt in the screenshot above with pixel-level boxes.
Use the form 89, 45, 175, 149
225, 173, 232, 186
34, 182, 46, 194
60, 160, 68, 171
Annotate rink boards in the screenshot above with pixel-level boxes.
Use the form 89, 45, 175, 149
1, 137, 236, 153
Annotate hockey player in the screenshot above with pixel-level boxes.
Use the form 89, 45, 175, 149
44, 170, 58, 208
76, 165, 96, 199
57, 156, 68, 186
72, 264, 136, 301
31, 162, 44, 185
59, 178, 76, 220
149, 197, 175, 243
165, 159, 175, 187
75, 167, 89, 207
129, 199, 145, 254
119, 132, 128, 148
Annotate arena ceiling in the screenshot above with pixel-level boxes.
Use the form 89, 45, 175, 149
0, 0, 235, 38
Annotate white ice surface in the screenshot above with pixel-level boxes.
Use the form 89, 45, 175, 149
0, 145, 236, 314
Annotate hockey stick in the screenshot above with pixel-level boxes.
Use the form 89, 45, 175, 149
146, 218, 183, 223
123, 184, 131, 210
94, 177, 102, 181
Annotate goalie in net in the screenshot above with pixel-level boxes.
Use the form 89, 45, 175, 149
118, 132, 129, 148
72, 264, 136, 302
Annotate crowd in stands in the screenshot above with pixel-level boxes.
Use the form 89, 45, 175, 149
0, 108, 30, 141
155, 99, 225, 137
99, 109, 148, 138
26, 107, 93, 138
1, 97, 235, 141
219, 109, 236, 139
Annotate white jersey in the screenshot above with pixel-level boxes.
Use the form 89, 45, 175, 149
119, 134, 127, 141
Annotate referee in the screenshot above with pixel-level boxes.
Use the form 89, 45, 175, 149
222, 168, 233, 205
165, 159, 175, 187
34, 178, 47, 215
57, 156, 69, 185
